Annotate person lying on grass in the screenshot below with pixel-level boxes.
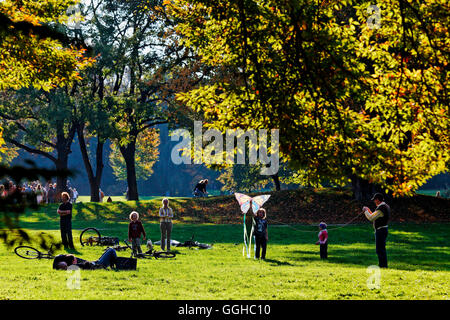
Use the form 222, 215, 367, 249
53, 248, 118, 270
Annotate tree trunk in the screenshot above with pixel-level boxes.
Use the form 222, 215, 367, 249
120, 140, 139, 201
272, 173, 281, 191
350, 175, 382, 201
54, 145, 70, 202
77, 124, 104, 202
95, 139, 104, 197
54, 121, 75, 201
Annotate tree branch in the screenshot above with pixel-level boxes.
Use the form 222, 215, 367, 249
6, 138, 57, 163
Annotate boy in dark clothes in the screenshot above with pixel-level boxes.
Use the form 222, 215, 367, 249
128, 211, 146, 256
253, 208, 268, 260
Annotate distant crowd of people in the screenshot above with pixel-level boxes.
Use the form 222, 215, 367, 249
0, 180, 79, 204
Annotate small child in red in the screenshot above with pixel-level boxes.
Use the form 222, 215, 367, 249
315, 222, 328, 259
128, 211, 146, 256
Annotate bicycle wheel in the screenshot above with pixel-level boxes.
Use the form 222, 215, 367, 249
14, 246, 41, 259
154, 251, 176, 259
80, 227, 101, 246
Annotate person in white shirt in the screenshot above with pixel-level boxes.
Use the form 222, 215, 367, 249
72, 188, 79, 203
159, 198, 174, 251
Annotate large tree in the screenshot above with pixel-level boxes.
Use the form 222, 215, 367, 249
0, 0, 91, 245
79, 0, 208, 200
0, 88, 78, 196
167, 0, 449, 199
0, 0, 94, 197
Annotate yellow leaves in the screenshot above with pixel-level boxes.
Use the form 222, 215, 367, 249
299, 21, 307, 31
0, 0, 94, 90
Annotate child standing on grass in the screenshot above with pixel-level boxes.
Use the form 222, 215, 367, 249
315, 222, 328, 259
128, 211, 146, 256
253, 208, 268, 260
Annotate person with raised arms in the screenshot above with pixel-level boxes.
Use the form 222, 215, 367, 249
362, 193, 390, 268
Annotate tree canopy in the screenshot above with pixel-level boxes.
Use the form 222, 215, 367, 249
0, 0, 94, 91
167, 0, 449, 197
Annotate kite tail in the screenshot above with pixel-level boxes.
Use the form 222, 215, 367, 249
248, 217, 255, 258
243, 213, 249, 257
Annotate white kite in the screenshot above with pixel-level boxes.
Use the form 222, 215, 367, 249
234, 193, 271, 258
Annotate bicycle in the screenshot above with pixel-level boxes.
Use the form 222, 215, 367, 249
176, 234, 213, 249
104, 243, 130, 252
123, 239, 176, 259
14, 245, 55, 260
80, 227, 119, 247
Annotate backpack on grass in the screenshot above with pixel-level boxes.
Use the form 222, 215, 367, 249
114, 257, 137, 270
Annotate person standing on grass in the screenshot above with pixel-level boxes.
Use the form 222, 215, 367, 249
35, 184, 44, 204
72, 188, 79, 203
47, 183, 55, 203
315, 222, 328, 259
128, 211, 146, 256
253, 208, 268, 260
58, 192, 75, 250
159, 198, 174, 251
362, 193, 390, 268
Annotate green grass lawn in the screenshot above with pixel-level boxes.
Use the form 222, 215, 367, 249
76, 195, 165, 203
0, 201, 448, 300
416, 190, 440, 196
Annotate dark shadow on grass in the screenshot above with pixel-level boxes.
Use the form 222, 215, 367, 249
65, 248, 81, 255
262, 258, 293, 266
291, 246, 450, 271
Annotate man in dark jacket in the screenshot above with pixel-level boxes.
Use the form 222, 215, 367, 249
58, 192, 75, 249
53, 248, 117, 270
363, 193, 390, 268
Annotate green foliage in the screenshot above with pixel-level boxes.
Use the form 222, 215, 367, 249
217, 163, 270, 193
166, 0, 450, 197
109, 128, 160, 181
0, 0, 93, 91
0, 88, 77, 162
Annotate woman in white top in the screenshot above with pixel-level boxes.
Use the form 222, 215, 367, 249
159, 198, 174, 251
